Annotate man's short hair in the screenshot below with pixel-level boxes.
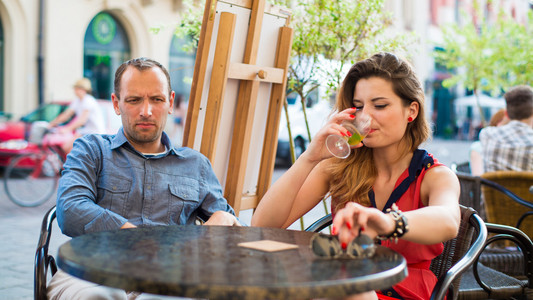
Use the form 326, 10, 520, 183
113, 57, 172, 99
504, 85, 533, 120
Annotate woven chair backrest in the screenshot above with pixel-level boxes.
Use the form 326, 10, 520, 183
430, 205, 477, 299
481, 171, 533, 238
456, 173, 485, 220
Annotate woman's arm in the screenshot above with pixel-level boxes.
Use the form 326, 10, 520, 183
333, 166, 461, 246
252, 108, 360, 228
252, 156, 329, 228
402, 165, 461, 244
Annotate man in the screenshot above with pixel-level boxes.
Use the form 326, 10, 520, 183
48, 78, 106, 154
48, 57, 240, 299
479, 85, 533, 172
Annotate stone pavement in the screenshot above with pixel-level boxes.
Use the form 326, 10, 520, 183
0, 138, 471, 299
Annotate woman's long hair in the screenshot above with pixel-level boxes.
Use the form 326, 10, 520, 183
329, 52, 430, 212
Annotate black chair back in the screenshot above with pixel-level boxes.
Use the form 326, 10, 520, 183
456, 173, 486, 220
34, 206, 57, 300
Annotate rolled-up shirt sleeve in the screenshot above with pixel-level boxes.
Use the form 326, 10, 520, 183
57, 137, 127, 237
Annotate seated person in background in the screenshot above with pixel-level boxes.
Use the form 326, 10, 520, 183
479, 85, 533, 172
48, 57, 240, 300
47, 78, 106, 154
252, 52, 460, 300
469, 108, 509, 175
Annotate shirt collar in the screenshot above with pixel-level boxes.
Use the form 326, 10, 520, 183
507, 120, 532, 129
111, 128, 183, 158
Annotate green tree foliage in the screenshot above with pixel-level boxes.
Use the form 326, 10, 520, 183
492, 11, 533, 87
173, 0, 414, 103
434, 4, 532, 125
172, 0, 203, 53
283, 0, 414, 104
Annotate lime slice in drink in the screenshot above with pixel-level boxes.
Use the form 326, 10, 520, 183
347, 130, 365, 146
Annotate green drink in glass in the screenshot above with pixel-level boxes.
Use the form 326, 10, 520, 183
325, 113, 371, 159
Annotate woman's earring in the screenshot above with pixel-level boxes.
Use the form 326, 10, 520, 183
408, 117, 413, 122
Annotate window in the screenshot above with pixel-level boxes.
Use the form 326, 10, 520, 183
83, 12, 130, 100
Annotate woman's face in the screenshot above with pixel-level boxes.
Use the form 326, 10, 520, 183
352, 77, 418, 149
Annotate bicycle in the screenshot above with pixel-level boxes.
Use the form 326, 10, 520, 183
3, 123, 67, 207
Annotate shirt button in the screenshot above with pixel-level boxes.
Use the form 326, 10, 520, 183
147, 185, 151, 190
112, 186, 117, 191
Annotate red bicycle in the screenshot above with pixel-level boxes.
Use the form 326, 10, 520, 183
3, 125, 67, 207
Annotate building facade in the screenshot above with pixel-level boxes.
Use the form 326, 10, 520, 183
0, 0, 194, 118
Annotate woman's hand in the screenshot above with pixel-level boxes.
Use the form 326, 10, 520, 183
331, 202, 395, 248
302, 107, 364, 163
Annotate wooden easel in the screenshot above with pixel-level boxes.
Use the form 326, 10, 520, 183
183, 0, 293, 215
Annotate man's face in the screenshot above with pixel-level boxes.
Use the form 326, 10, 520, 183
111, 66, 174, 152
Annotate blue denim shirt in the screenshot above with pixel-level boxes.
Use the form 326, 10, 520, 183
56, 129, 236, 237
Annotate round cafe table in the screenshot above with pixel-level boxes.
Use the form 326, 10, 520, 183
57, 225, 407, 299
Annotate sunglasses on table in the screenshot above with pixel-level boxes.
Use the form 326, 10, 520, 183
310, 232, 376, 259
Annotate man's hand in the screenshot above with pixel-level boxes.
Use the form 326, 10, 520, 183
203, 211, 241, 226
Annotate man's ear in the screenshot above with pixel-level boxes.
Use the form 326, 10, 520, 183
168, 91, 175, 115
111, 93, 121, 115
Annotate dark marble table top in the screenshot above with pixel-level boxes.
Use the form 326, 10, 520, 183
57, 225, 407, 299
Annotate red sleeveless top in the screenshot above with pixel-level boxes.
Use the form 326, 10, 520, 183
332, 149, 445, 300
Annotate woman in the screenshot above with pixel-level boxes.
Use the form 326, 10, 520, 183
252, 52, 460, 300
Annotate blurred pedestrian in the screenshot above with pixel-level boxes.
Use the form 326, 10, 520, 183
47, 78, 105, 154
479, 85, 533, 172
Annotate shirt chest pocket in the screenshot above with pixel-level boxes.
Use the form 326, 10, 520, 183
97, 175, 132, 216
168, 179, 200, 224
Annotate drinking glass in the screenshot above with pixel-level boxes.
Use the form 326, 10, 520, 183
325, 113, 371, 159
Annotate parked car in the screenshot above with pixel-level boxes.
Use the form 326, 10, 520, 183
0, 100, 120, 168
276, 98, 332, 166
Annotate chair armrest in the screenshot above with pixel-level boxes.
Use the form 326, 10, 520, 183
305, 214, 332, 232
430, 213, 488, 300
473, 223, 533, 292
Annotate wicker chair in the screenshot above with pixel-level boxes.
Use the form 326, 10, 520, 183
451, 161, 472, 175
480, 171, 533, 239
455, 173, 486, 220
456, 172, 531, 273
458, 223, 533, 299
305, 206, 488, 300
454, 172, 533, 298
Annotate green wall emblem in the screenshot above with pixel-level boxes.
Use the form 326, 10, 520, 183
92, 13, 116, 45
